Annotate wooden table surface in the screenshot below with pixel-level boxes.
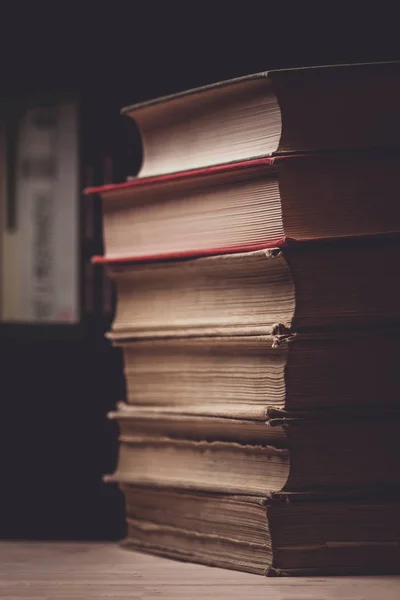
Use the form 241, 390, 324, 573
0, 541, 399, 599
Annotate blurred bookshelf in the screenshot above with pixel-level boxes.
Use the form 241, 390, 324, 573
1, 97, 108, 340
0, 91, 135, 539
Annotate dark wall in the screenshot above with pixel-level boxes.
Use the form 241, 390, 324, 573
1, 332, 125, 539
0, 7, 399, 539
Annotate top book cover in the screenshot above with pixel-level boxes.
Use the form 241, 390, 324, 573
121, 61, 400, 178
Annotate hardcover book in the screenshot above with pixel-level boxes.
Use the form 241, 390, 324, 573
120, 62, 400, 178
92, 62, 400, 575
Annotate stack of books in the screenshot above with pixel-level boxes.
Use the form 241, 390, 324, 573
86, 62, 400, 575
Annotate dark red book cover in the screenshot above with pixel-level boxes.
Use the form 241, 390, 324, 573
85, 156, 286, 265
84, 156, 277, 196
91, 240, 289, 265
86, 151, 400, 266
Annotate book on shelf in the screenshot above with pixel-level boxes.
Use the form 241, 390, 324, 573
0, 98, 122, 327
0, 102, 80, 324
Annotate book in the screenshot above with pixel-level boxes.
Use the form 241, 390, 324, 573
111, 405, 286, 445
105, 409, 400, 495
93, 64, 400, 575
105, 238, 400, 339
112, 330, 400, 413
0, 102, 80, 324
120, 486, 400, 575
120, 62, 400, 178
86, 153, 400, 263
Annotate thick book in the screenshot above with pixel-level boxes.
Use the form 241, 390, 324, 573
119, 62, 400, 178
105, 409, 400, 495
112, 329, 400, 413
86, 153, 400, 263
105, 238, 400, 339
120, 485, 400, 575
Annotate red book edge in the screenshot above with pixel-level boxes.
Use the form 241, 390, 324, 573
84, 149, 400, 196
83, 156, 277, 196
91, 239, 290, 265
91, 232, 400, 265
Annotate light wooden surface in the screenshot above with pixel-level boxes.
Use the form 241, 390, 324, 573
0, 541, 399, 599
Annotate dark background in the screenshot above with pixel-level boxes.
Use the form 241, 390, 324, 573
0, 6, 398, 540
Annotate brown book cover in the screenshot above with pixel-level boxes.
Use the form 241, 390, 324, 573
118, 61, 400, 179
